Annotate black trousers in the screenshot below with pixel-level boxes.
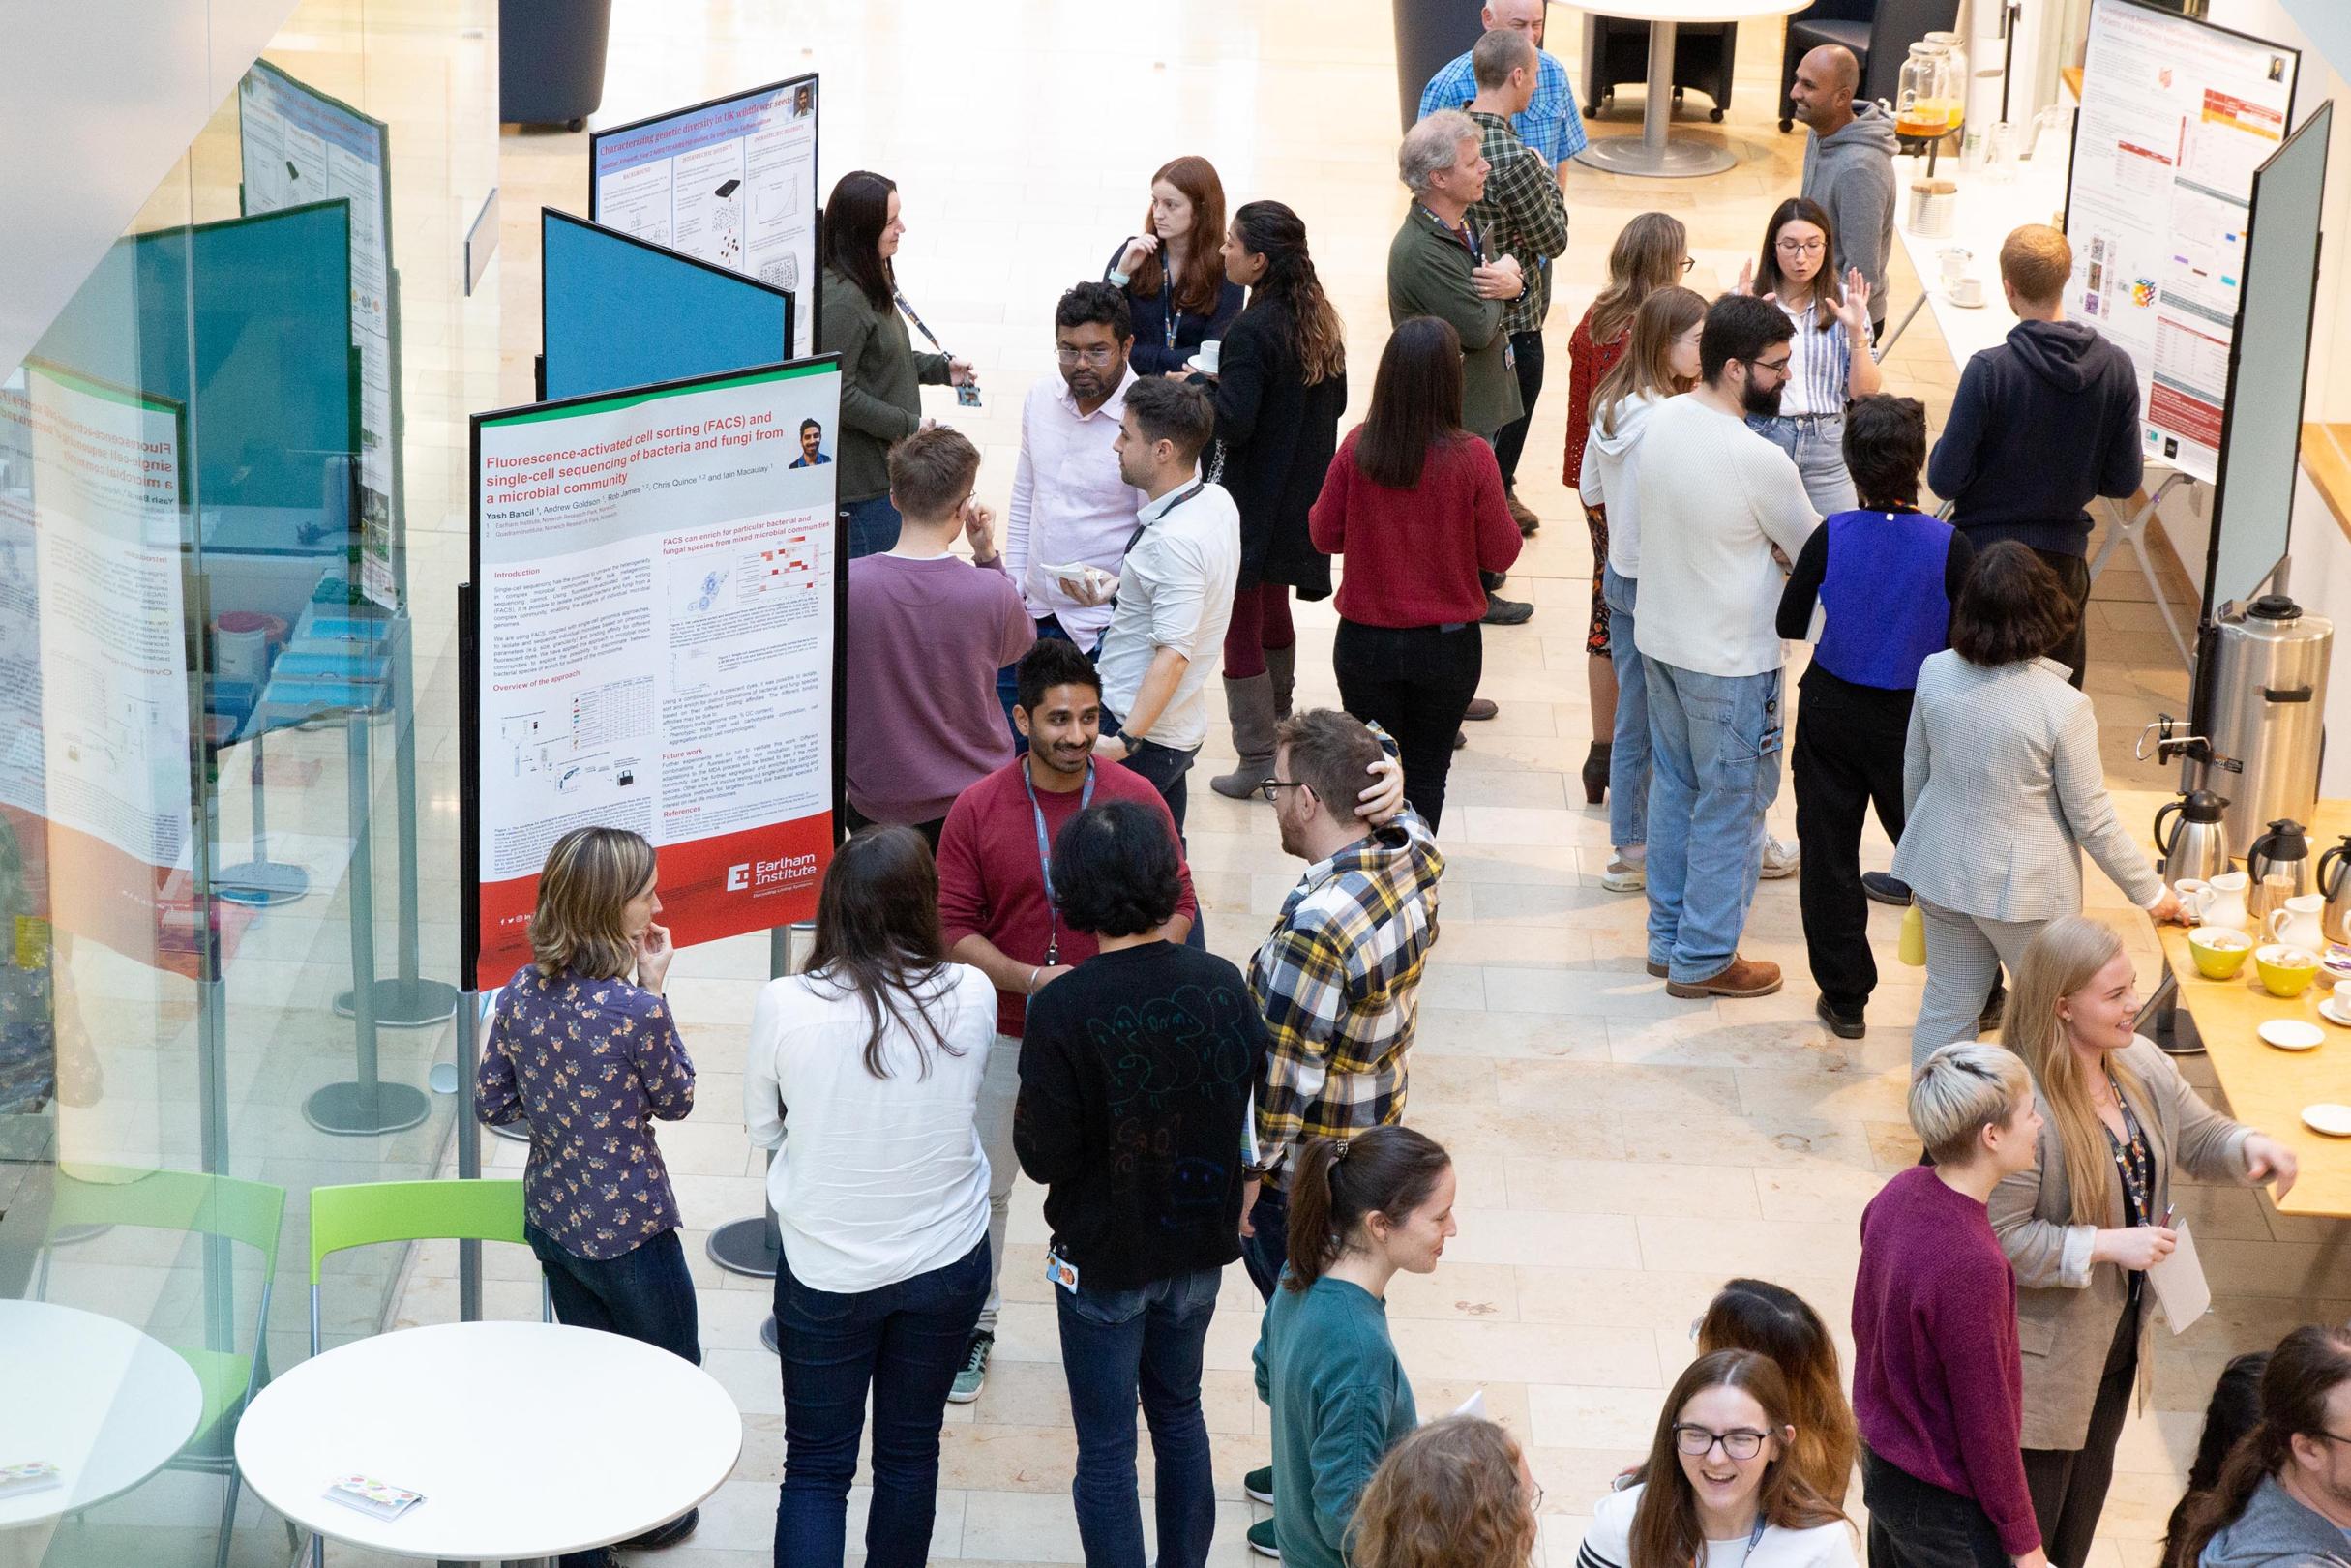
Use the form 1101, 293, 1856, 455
1333, 618, 1481, 832
1490, 330, 1547, 493
2034, 547, 2093, 691
2023, 1294, 2141, 1568
1862, 1445, 2014, 1568
1794, 670, 1914, 1013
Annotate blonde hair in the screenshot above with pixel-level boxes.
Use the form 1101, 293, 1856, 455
527, 826, 657, 982
1909, 1043, 2034, 1167
2006, 916, 2150, 1224
1592, 285, 1706, 439
1588, 213, 1690, 345
2001, 224, 2072, 308
1352, 1416, 1536, 1568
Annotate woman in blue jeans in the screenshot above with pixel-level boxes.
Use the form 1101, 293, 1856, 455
476, 825, 701, 1564
1737, 196, 1880, 516
746, 826, 1001, 1568
1015, 800, 1269, 1568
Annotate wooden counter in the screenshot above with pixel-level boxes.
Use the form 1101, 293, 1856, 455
2306, 423, 2351, 546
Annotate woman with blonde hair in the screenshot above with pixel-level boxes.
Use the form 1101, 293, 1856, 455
1107, 155, 1244, 377
1561, 212, 1691, 810
1577, 283, 1705, 893
1990, 915, 2300, 1568
1353, 1416, 1539, 1568
1576, 1349, 1855, 1568
1695, 1280, 1858, 1507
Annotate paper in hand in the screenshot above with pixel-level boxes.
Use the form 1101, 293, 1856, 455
2149, 1221, 2212, 1334
1444, 1389, 1487, 1422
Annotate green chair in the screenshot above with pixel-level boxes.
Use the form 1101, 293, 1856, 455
34, 1165, 288, 1568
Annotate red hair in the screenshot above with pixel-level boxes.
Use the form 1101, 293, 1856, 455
1130, 155, 1229, 317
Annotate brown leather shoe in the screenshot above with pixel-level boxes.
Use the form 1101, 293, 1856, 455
1666, 956, 1784, 999
1646, 961, 1669, 979
1507, 494, 1540, 535
1464, 697, 1499, 721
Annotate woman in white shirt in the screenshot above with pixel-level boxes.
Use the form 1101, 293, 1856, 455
1576, 1349, 1857, 1568
746, 825, 999, 1568
1739, 197, 1882, 516
1578, 284, 1705, 895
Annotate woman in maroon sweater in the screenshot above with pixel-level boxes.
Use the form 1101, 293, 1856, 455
1307, 316, 1521, 830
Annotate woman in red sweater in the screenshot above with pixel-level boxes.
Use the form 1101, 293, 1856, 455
1561, 212, 1690, 805
1308, 316, 1520, 831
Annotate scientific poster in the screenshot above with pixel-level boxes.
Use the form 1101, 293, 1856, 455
2067, 0, 2298, 483
468, 361, 842, 988
238, 59, 400, 608
591, 75, 819, 358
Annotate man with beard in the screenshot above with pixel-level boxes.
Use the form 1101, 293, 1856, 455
1632, 293, 1818, 1000
996, 282, 1149, 729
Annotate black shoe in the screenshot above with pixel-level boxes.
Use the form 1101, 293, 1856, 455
1815, 996, 1866, 1039
1861, 873, 1913, 906
1978, 977, 2008, 1036
1481, 592, 1534, 627
623, 1508, 699, 1550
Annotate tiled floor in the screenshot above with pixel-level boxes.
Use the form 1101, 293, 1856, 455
368, 2, 2346, 1566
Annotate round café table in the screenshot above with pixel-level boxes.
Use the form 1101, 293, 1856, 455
1569, 0, 1815, 177
0, 1300, 203, 1531
234, 1320, 740, 1563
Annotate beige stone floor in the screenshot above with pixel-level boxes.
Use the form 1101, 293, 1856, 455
370, 3, 2347, 1566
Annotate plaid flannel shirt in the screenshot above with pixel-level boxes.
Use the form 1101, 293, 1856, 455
1419, 47, 1590, 167
1467, 109, 1570, 335
1246, 809, 1443, 1189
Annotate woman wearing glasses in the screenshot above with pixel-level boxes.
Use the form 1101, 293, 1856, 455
1738, 197, 1881, 516
1575, 1349, 1857, 1568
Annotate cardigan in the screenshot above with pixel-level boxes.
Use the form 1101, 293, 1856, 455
1988, 1037, 2255, 1449
818, 266, 951, 503
1560, 307, 1628, 489
1308, 429, 1522, 627
1200, 296, 1345, 597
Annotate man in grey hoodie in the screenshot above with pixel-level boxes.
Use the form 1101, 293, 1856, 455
1793, 44, 1896, 340
2189, 1325, 2351, 1568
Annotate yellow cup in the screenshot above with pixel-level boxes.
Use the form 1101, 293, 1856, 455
2187, 926, 2252, 980
2254, 943, 2320, 998
1898, 902, 1926, 967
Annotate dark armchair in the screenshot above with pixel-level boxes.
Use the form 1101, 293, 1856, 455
1777, 0, 1960, 131
1583, 16, 1738, 123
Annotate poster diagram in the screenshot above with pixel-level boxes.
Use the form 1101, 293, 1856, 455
2067, 0, 2298, 484
591, 75, 819, 358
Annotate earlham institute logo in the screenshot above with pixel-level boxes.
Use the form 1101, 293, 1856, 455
729, 853, 818, 893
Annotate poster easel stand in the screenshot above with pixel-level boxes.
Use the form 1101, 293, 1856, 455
214, 729, 310, 907
708, 923, 814, 1300
2087, 470, 2199, 669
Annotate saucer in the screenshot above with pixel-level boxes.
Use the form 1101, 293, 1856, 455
2302, 1103, 2351, 1137
2262, 1018, 2326, 1050
2322, 999, 2351, 1028
1943, 288, 1987, 310
1183, 356, 1219, 375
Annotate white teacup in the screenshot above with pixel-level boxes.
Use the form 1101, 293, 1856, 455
1949, 276, 1984, 307
2334, 980, 2351, 1011
1194, 340, 1221, 374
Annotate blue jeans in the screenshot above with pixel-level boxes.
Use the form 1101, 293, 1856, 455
1055, 1266, 1224, 1568
844, 493, 905, 558
1746, 411, 1858, 517
1602, 565, 1649, 854
773, 1237, 989, 1568
1239, 1182, 1291, 1301
1642, 660, 1785, 982
525, 1222, 700, 1365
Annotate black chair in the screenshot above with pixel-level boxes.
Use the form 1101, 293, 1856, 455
1583, 16, 1738, 123
1777, 0, 1960, 131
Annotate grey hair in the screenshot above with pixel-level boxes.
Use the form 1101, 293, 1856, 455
1909, 1042, 2034, 1166
1400, 110, 1478, 193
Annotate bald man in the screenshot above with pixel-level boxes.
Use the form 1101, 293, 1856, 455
1793, 44, 1895, 338
1417, 0, 1590, 181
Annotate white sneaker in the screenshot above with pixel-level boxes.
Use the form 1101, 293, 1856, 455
1601, 856, 1646, 893
1761, 835, 1801, 879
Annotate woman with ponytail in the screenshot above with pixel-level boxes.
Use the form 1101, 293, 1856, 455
1251, 1127, 1455, 1568
1198, 199, 1350, 800
2178, 1326, 2351, 1568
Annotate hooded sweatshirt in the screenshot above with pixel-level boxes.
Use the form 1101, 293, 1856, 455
2197, 1474, 2351, 1568
1801, 101, 1899, 327
1577, 390, 1669, 577
1927, 318, 2146, 557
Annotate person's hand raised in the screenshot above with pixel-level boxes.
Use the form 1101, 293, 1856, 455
961, 497, 996, 560
1835, 269, 1873, 337
634, 923, 674, 994
1118, 233, 1161, 275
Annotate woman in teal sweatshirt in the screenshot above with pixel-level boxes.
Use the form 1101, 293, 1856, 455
1252, 1126, 1456, 1568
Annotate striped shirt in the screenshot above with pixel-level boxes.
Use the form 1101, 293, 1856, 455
1777, 296, 1855, 418
1419, 48, 1590, 166
1575, 1484, 1860, 1568
1246, 810, 1443, 1189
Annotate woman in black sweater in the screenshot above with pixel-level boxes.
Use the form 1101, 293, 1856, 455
1198, 201, 1349, 799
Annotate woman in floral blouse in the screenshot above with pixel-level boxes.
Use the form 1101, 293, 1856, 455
477, 825, 700, 1557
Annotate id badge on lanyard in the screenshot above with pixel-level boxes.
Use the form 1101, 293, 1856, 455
1025, 760, 1097, 965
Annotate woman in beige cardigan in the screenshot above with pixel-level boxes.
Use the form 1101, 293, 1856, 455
1988, 916, 2300, 1568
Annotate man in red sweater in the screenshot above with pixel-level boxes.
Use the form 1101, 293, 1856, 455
1853, 1042, 2050, 1568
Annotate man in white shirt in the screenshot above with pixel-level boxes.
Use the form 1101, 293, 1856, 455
996, 281, 1149, 727
1071, 377, 1238, 835
1633, 293, 1819, 999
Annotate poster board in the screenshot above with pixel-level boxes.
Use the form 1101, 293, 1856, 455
540, 208, 797, 404
238, 59, 401, 609
2065, 0, 2300, 484
589, 74, 820, 360
461, 360, 844, 991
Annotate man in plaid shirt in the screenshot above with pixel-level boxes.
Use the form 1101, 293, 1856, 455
1417, 0, 1592, 172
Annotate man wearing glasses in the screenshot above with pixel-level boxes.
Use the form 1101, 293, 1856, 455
996, 281, 1149, 730
1630, 294, 1819, 1001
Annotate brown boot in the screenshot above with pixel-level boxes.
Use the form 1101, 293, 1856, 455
1506, 493, 1540, 535
1666, 956, 1783, 999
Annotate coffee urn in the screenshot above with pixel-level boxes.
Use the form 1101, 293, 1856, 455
2193, 594, 2333, 859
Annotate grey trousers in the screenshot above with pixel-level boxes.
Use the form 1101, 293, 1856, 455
974, 1030, 1023, 1334
1912, 897, 2045, 1071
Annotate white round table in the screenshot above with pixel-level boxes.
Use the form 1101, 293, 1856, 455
0, 1299, 203, 1529
233, 1320, 741, 1562
1569, 0, 1816, 177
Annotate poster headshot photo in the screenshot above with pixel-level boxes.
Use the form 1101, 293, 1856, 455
789, 417, 830, 467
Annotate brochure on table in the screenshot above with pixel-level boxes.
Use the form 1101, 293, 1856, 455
2066, 0, 2300, 485
463, 360, 843, 989
238, 59, 402, 610
589, 74, 819, 360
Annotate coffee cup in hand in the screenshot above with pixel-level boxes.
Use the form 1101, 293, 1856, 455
1194, 340, 1220, 374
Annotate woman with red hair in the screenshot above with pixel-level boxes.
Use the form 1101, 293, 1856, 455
1107, 156, 1245, 377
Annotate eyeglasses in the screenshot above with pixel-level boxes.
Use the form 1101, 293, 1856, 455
1056, 345, 1118, 367
2311, 1430, 2351, 1448
1680, 256, 1697, 274
1775, 237, 1827, 255
1257, 779, 1311, 805
1528, 1480, 1547, 1513
1673, 1424, 1770, 1460
1749, 355, 1793, 377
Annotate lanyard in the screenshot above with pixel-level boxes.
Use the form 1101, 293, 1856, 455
1160, 257, 1181, 351
2103, 1073, 2154, 1226
1021, 757, 1095, 965
893, 286, 947, 354
1418, 203, 1481, 259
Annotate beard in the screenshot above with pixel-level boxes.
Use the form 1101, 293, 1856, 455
1276, 810, 1306, 861
1742, 376, 1786, 419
